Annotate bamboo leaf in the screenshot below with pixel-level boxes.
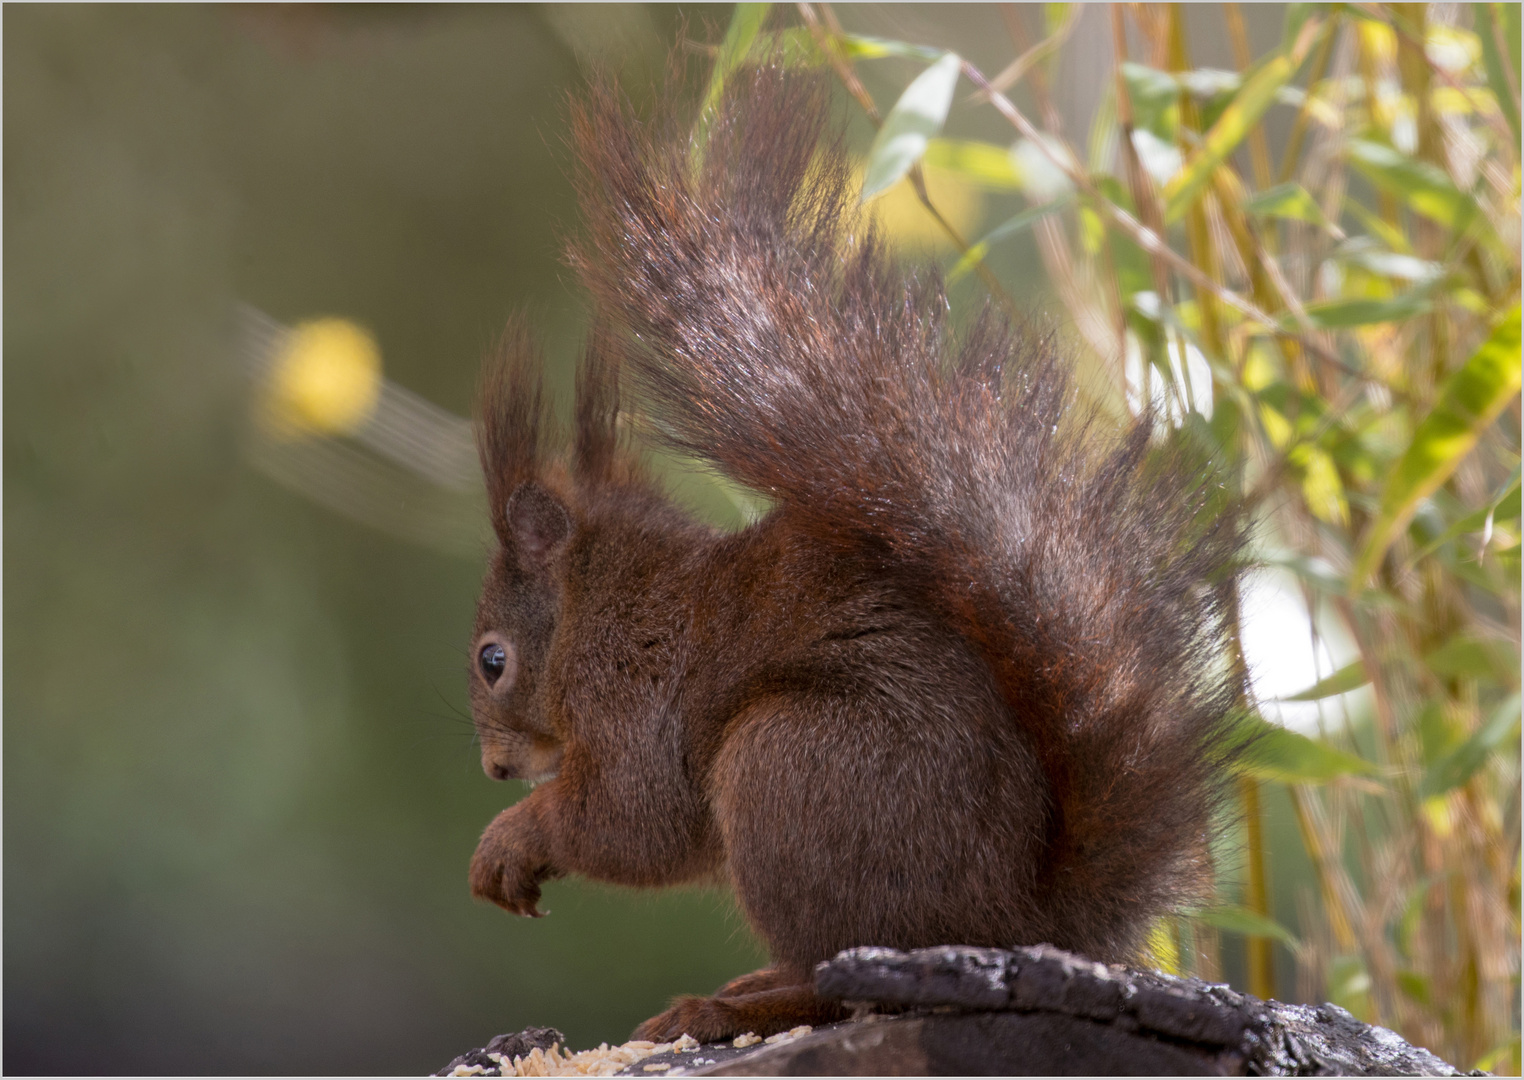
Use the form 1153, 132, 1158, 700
1410, 467, 1521, 561
1346, 199, 1416, 255
1194, 904, 1302, 948
1506, 3, 1522, 100
1162, 16, 1324, 224
1336, 243, 1443, 283
1245, 181, 1335, 230
923, 138, 1023, 190
764, 28, 829, 67
1279, 660, 1370, 702
1417, 701, 1460, 766
692, 3, 771, 161
1353, 306, 1522, 584
838, 34, 944, 61
1326, 955, 1374, 1018
1237, 715, 1381, 784
1396, 969, 1433, 1007
1345, 139, 1487, 237
1120, 62, 1180, 137
1292, 294, 1432, 329
1424, 635, 1520, 683
1178, 68, 1243, 101
1475, 3, 1522, 147
949, 195, 1073, 282
1265, 552, 1348, 595
1293, 443, 1351, 525
1506, 2, 1522, 84
1011, 134, 1077, 201
862, 52, 963, 199
703, 4, 770, 114
1420, 692, 1521, 798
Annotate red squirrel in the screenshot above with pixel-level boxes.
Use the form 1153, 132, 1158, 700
464, 61, 1247, 1042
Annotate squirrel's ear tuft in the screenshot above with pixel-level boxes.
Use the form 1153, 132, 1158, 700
505, 482, 572, 563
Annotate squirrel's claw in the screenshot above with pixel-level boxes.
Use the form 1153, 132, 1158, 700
467, 840, 549, 918
471, 868, 546, 918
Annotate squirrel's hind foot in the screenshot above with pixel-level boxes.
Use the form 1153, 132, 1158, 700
632, 981, 847, 1043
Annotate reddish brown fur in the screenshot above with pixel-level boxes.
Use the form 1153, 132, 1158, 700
465, 62, 1247, 1042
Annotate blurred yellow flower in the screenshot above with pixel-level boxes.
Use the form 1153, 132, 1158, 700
264, 317, 382, 437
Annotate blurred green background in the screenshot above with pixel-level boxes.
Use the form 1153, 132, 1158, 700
5, 5, 758, 1074
3, 4, 1091, 1073
7, 3, 1517, 1076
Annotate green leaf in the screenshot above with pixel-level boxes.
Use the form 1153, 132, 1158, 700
1345, 199, 1416, 255
1482, 465, 1520, 523
1326, 955, 1374, 1019
692, 3, 771, 162
1265, 552, 1348, 595
1353, 306, 1522, 584
1178, 67, 1242, 101
1475, 4, 1522, 147
861, 52, 962, 199
1087, 82, 1119, 173
837, 34, 944, 61
1292, 443, 1351, 525
1293, 294, 1432, 329
1398, 875, 1446, 954
1011, 133, 1077, 201
1120, 61, 1180, 138
1410, 467, 1521, 561
1495, 540, 1521, 579
765, 27, 829, 67
1474, 1036, 1524, 1077
1278, 659, 1369, 702
1163, 15, 1325, 225
1336, 244, 1443, 283
923, 138, 1022, 191
1506, 4, 1522, 104
1507, 3, 1522, 86
949, 195, 1073, 282
1345, 139, 1485, 236
1418, 700, 1460, 766
1424, 634, 1520, 683
1236, 715, 1381, 784
1420, 692, 1521, 798
1194, 904, 1302, 948
1245, 182, 1335, 230
1397, 970, 1433, 1007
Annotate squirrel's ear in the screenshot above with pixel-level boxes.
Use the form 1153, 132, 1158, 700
505, 482, 572, 564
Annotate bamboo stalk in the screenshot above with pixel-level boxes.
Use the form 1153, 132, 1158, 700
1241, 775, 1277, 1001
1222, 4, 1274, 191
1276, 18, 1339, 185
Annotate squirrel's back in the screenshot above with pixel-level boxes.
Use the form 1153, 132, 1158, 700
558, 61, 1248, 964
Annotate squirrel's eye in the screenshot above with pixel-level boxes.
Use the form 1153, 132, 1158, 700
478, 643, 508, 685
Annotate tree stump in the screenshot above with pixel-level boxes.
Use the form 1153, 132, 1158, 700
439, 944, 1473, 1077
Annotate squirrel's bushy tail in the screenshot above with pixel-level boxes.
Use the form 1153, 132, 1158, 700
571, 62, 1248, 962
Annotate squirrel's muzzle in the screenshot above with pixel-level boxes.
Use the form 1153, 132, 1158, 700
480, 733, 564, 784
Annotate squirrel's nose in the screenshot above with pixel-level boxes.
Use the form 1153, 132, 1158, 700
485, 760, 513, 781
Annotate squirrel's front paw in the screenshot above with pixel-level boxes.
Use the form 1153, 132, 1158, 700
470, 852, 547, 917
469, 815, 554, 917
